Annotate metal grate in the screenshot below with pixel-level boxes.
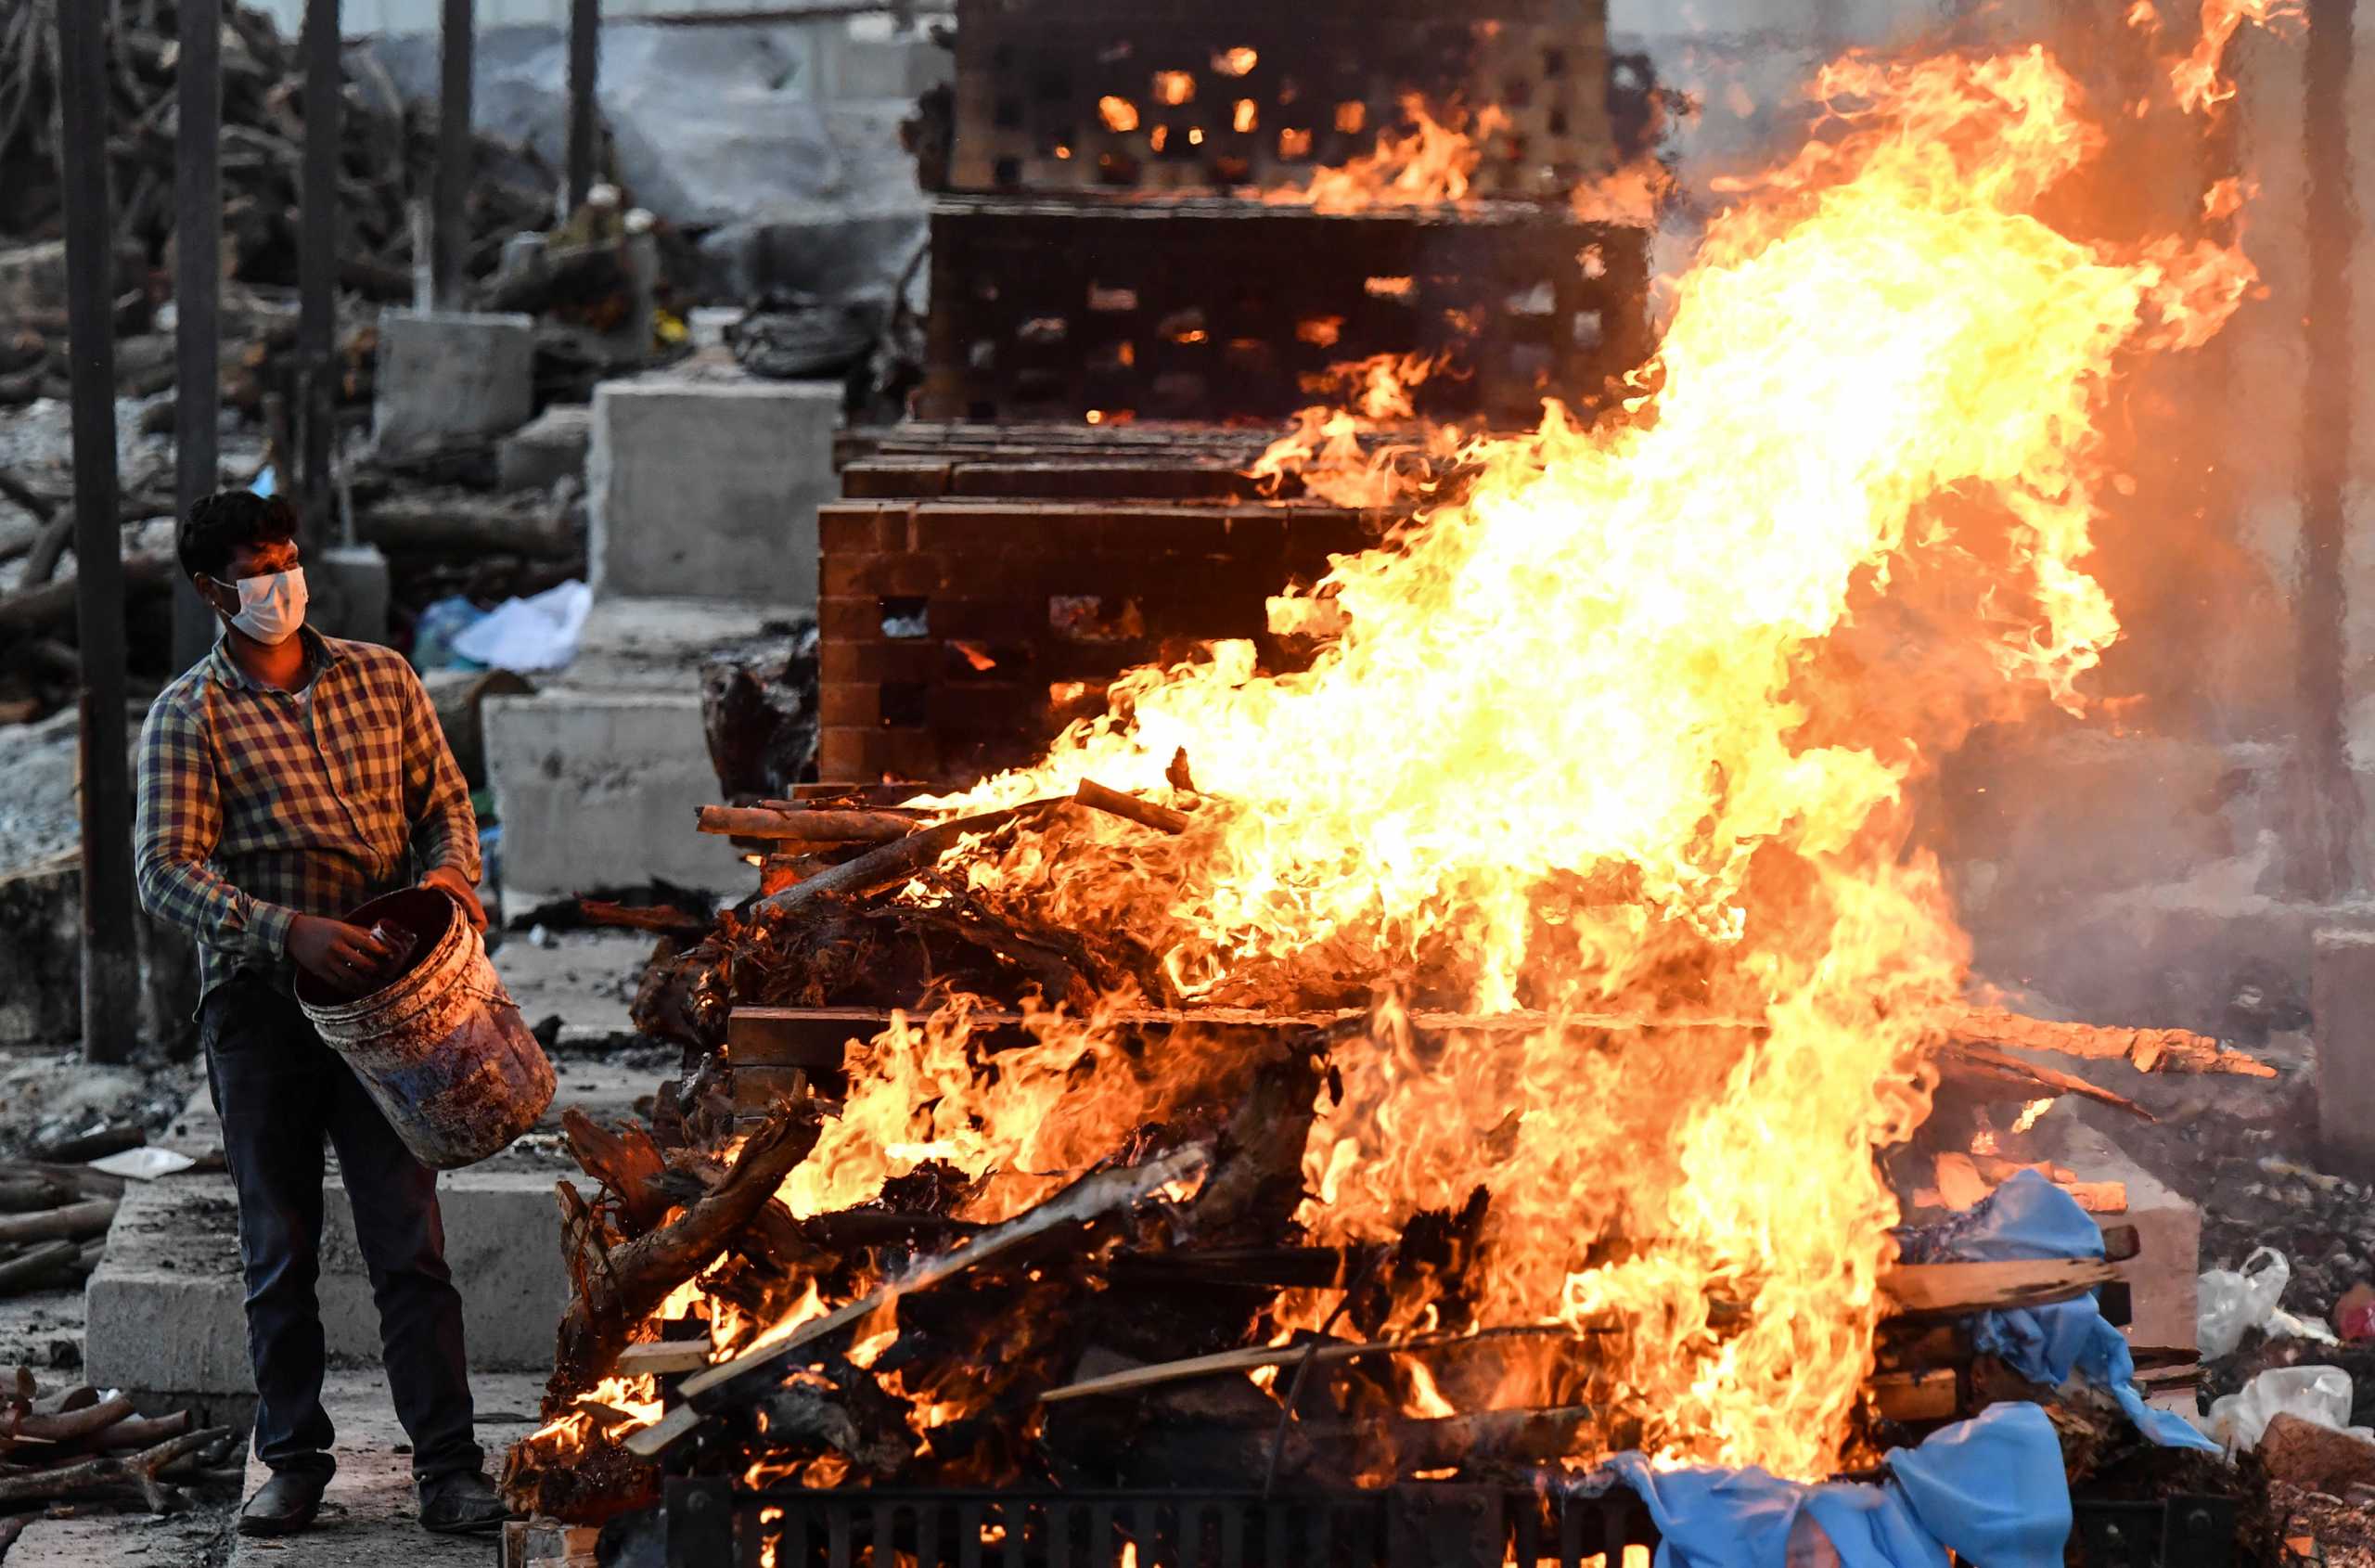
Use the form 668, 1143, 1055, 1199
666, 1480, 2242, 1568
661, 1482, 1658, 1568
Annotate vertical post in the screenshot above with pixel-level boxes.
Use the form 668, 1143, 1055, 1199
174, 0, 224, 675
2299, 0, 2360, 901
299, 0, 341, 546
566, 0, 600, 211
433, 0, 474, 307
56, 1, 139, 1065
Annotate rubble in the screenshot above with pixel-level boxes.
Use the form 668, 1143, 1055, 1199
2258, 1412, 2375, 1496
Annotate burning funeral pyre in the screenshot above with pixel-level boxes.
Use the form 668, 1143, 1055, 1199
507, 3, 2299, 1556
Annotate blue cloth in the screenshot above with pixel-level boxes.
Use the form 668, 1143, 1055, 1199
1602, 1403, 2069, 1568
1904, 1172, 2216, 1453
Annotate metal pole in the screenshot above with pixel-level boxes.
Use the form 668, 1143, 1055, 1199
566, 0, 600, 211
433, 0, 473, 307
57, 0, 139, 1065
173, 0, 224, 675
299, 0, 340, 546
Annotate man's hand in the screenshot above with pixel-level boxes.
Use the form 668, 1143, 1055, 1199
288, 915, 400, 996
421, 866, 487, 932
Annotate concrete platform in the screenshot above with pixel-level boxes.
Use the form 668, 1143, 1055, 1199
221, 1369, 547, 1568
482, 595, 791, 893
588, 367, 840, 605
87, 1061, 655, 1399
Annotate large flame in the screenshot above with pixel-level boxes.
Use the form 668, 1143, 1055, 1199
526, 16, 2284, 1499
804, 43, 2260, 1478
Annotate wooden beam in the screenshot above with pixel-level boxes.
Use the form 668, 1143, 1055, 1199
566, 0, 601, 209
56, 0, 139, 1067
173, 0, 225, 675
695, 805, 916, 842
1041, 1325, 1597, 1405
299, 0, 341, 545
1879, 1256, 2121, 1318
434, 0, 476, 307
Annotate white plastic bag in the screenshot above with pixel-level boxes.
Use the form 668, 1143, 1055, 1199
450, 580, 592, 673
2199, 1248, 2292, 1358
2202, 1365, 2368, 1451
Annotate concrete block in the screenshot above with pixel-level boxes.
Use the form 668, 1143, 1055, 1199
87, 1166, 597, 1394
2315, 926, 2375, 1177
589, 374, 840, 607
373, 309, 536, 455
483, 688, 748, 893
84, 1174, 255, 1397
310, 543, 392, 644
316, 1169, 584, 1371
496, 404, 595, 494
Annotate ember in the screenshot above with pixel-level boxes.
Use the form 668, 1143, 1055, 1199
508, 0, 2291, 1549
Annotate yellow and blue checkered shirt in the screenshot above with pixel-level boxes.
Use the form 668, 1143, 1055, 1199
135, 629, 481, 1001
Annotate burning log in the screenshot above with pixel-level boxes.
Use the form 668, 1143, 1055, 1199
1041, 1324, 1602, 1404
546, 1095, 827, 1403
624, 1143, 1212, 1459
695, 805, 918, 843
1945, 1006, 2275, 1078
558, 1108, 673, 1238
1934, 1040, 2153, 1120
1071, 778, 1191, 834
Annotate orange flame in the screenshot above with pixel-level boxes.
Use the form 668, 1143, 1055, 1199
873, 45, 2260, 1477
2169, 0, 2295, 112
1267, 96, 1509, 212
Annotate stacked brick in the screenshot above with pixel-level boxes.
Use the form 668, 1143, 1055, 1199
918, 0, 1653, 424
817, 442, 1372, 782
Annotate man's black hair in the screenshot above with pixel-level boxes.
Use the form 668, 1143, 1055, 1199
178, 491, 298, 584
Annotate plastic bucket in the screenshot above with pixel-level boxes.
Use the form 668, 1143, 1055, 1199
297, 887, 554, 1171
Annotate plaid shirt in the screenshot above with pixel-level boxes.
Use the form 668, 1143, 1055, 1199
135, 629, 481, 1001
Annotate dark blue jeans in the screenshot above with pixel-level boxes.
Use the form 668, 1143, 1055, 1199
201, 974, 481, 1482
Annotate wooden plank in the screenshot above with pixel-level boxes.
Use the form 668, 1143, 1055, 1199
725, 1010, 870, 1070
1867, 1369, 1961, 1423
1880, 1256, 2122, 1318
732, 1063, 831, 1111
1041, 1325, 1599, 1405
615, 1341, 711, 1376
696, 805, 917, 842
625, 1144, 1210, 1457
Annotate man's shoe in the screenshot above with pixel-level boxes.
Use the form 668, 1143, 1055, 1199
418, 1468, 514, 1536
238, 1470, 327, 1536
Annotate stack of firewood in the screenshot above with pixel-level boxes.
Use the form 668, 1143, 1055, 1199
497, 788, 2275, 1524
0, 1368, 239, 1549
0, 0, 555, 308
0, 1162, 125, 1301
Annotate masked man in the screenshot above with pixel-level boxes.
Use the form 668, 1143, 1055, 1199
134, 492, 511, 1537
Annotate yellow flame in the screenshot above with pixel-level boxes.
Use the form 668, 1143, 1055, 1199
879, 45, 2260, 1476
1269, 96, 1507, 212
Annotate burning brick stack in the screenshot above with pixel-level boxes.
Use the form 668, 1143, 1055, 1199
501, 4, 2308, 1564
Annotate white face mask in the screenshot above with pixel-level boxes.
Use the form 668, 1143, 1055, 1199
212, 566, 309, 645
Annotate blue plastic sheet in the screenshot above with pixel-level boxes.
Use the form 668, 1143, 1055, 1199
1601, 1403, 2070, 1568
1902, 1171, 2216, 1453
